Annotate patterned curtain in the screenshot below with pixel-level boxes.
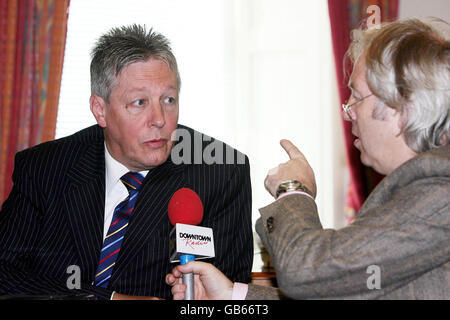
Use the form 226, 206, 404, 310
328, 0, 398, 223
0, 0, 70, 207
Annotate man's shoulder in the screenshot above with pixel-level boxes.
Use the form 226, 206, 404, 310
172, 124, 249, 167
15, 125, 104, 171
387, 144, 450, 186
18, 125, 103, 155
419, 144, 450, 167
361, 145, 450, 216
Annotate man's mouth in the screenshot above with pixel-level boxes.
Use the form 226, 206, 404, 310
352, 130, 361, 149
144, 138, 167, 148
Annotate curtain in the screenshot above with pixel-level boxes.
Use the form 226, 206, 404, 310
0, 0, 70, 207
328, 0, 398, 223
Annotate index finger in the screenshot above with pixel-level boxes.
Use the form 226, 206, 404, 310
165, 272, 180, 286
280, 139, 304, 160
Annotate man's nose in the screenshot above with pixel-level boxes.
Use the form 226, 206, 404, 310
342, 109, 352, 122
148, 103, 166, 128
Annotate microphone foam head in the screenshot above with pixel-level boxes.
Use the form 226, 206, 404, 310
168, 188, 204, 226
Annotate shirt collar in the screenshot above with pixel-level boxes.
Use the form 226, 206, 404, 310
104, 143, 148, 194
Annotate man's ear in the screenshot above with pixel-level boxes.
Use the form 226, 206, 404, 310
90, 94, 107, 128
394, 106, 407, 137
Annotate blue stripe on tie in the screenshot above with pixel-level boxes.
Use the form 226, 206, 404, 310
129, 192, 138, 201
101, 236, 124, 252
96, 274, 111, 287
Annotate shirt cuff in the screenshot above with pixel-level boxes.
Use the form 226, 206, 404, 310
277, 189, 314, 201
232, 282, 248, 300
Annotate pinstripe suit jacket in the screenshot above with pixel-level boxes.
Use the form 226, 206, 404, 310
0, 124, 253, 299
247, 144, 450, 300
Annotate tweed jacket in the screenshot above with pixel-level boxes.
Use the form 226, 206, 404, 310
248, 145, 450, 300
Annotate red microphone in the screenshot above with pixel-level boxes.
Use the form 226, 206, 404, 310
168, 188, 214, 300
168, 188, 204, 226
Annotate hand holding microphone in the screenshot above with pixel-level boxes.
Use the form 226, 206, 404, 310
168, 188, 215, 300
166, 261, 234, 300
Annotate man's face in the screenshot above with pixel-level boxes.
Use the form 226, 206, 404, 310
344, 55, 416, 175
91, 58, 179, 171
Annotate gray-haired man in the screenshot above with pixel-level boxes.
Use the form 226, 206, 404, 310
0, 25, 253, 300
167, 17, 450, 300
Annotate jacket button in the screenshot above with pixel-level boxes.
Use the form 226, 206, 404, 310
266, 217, 274, 233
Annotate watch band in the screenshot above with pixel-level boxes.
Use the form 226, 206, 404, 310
276, 180, 313, 198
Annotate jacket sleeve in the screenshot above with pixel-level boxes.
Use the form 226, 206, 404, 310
246, 284, 285, 300
0, 151, 112, 300
257, 178, 450, 300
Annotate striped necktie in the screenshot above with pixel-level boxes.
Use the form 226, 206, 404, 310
94, 171, 144, 288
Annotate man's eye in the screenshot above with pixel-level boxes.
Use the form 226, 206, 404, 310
132, 99, 146, 107
164, 97, 176, 104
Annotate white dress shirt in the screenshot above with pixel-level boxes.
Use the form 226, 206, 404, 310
103, 143, 148, 240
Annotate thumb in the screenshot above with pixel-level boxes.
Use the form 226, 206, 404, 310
280, 139, 304, 160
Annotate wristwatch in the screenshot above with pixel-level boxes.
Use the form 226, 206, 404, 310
275, 180, 313, 198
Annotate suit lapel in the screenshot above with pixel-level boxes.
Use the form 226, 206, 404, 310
111, 158, 186, 283
63, 138, 105, 280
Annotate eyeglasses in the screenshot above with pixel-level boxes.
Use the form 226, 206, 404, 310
342, 93, 374, 120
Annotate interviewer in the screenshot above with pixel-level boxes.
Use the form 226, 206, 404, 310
166, 17, 450, 300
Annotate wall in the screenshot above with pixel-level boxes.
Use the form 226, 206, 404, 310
399, 0, 450, 21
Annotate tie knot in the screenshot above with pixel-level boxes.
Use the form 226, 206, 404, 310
120, 172, 144, 193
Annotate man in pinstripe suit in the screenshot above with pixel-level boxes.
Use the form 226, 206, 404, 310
0, 25, 253, 300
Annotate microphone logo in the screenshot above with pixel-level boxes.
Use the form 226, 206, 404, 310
179, 232, 212, 249
169, 223, 215, 263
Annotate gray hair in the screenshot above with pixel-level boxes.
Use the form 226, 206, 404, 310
90, 24, 181, 103
347, 17, 450, 152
